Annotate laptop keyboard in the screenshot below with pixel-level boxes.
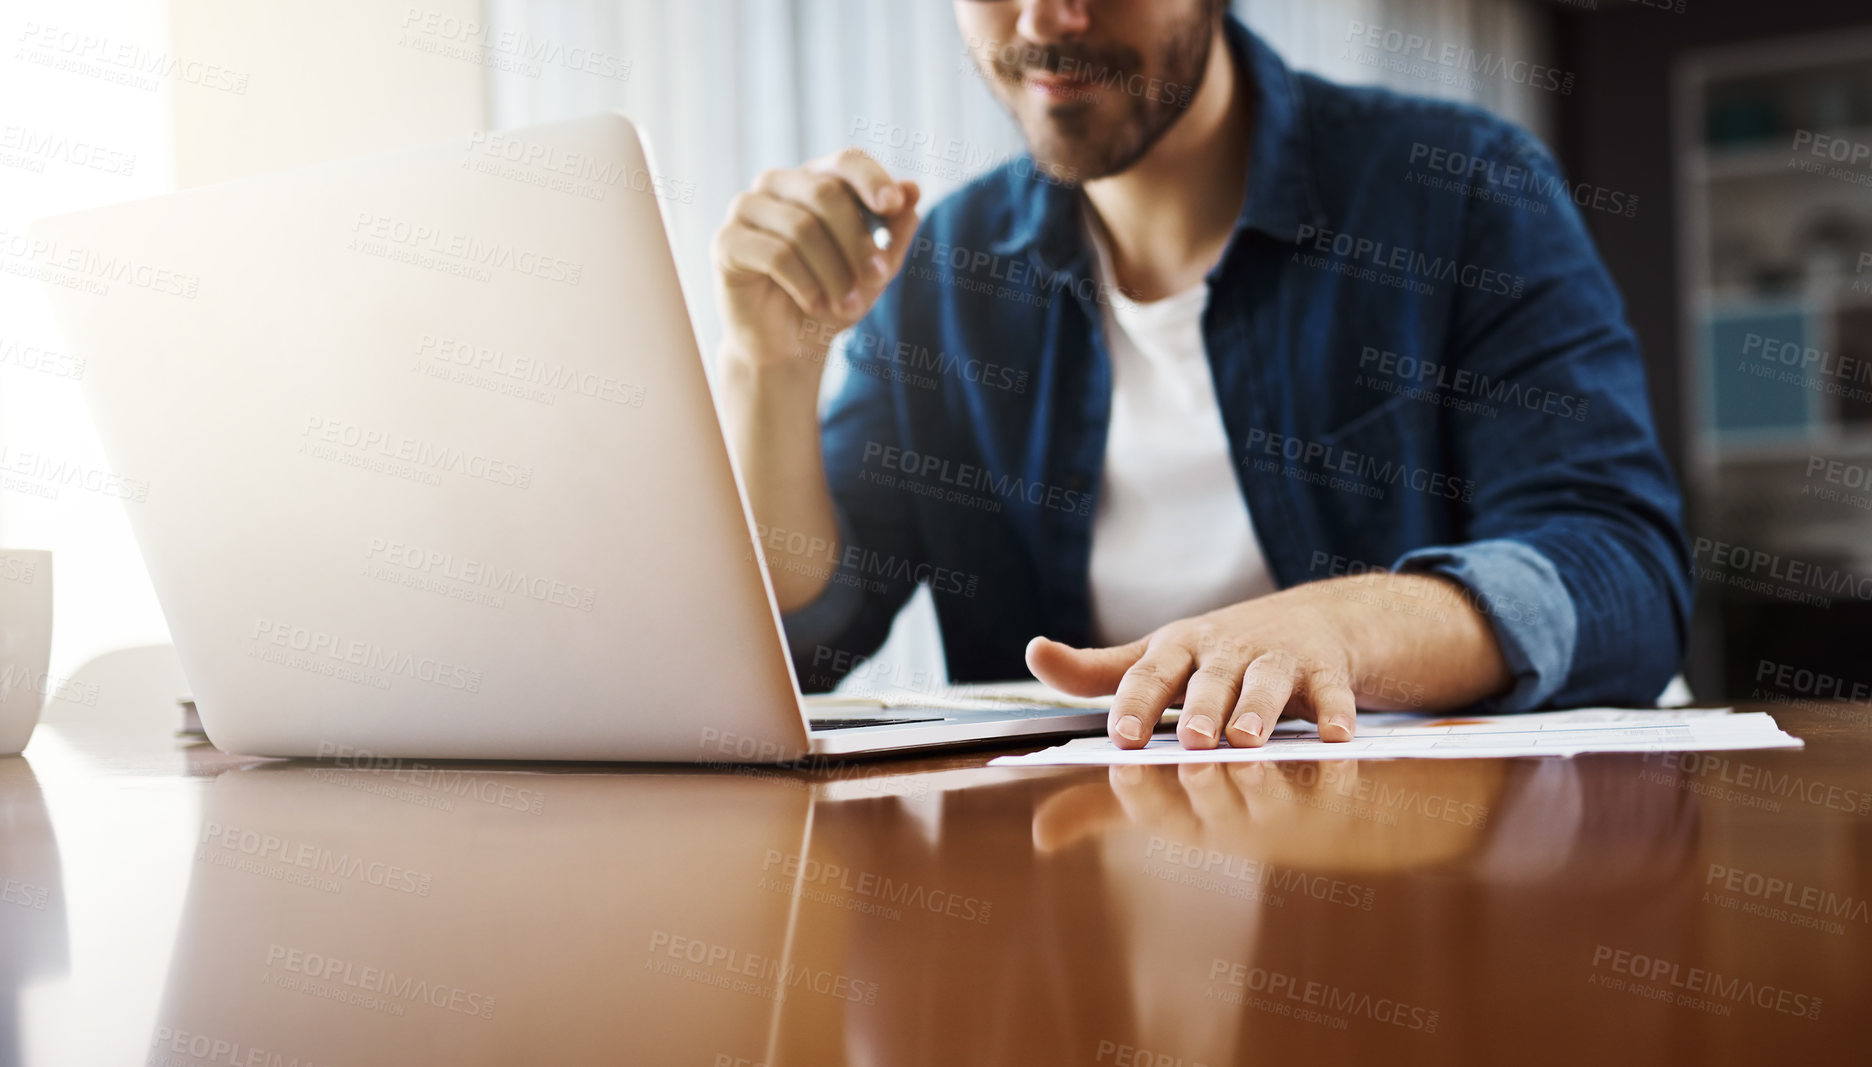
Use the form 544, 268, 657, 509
809, 716, 945, 731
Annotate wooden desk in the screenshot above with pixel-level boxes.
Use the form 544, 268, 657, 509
3, 648, 1868, 1065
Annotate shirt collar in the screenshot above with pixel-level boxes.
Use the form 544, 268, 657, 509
988, 15, 1326, 274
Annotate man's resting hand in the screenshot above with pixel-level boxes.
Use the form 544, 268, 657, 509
1025, 572, 1514, 750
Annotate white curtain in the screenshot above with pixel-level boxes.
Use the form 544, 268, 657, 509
479, 0, 1555, 688
484, 0, 1026, 363
483, 0, 1554, 360
0, 0, 178, 682
1241, 0, 1556, 138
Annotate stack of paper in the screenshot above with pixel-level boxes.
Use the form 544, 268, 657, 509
806, 679, 1110, 713
987, 707, 1802, 766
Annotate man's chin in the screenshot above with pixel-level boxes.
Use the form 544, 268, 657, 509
1016, 120, 1120, 177
1022, 137, 1126, 183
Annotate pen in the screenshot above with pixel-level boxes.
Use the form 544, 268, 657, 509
856, 200, 893, 253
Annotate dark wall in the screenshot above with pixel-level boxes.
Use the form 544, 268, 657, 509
1547, 0, 1872, 481
1547, 0, 1872, 698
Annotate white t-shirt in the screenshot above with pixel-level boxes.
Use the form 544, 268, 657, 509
1085, 216, 1275, 646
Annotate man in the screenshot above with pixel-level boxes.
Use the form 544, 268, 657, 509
711, 0, 1690, 750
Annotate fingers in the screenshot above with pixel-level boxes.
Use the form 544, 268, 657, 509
1177, 658, 1245, 750
737, 184, 863, 317
820, 147, 913, 217
1318, 759, 1360, 798
822, 153, 921, 266
1178, 762, 1244, 824
1108, 644, 1194, 749
881, 182, 922, 249
1031, 779, 1126, 853
1110, 764, 1197, 837
759, 169, 879, 296
714, 225, 827, 317
1225, 762, 1268, 818
811, 149, 921, 267
1028, 626, 1359, 750
1306, 666, 1359, 742
717, 151, 919, 326
1024, 634, 1148, 698
1224, 654, 1294, 749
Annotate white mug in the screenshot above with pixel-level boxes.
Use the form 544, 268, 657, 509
0, 550, 54, 755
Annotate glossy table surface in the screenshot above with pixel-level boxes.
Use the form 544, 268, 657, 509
3, 647, 1870, 1066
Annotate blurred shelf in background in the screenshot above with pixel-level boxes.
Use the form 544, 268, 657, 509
1674, 27, 1872, 700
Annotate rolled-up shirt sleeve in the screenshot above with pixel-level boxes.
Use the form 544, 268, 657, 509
1394, 539, 1579, 712
1414, 123, 1691, 709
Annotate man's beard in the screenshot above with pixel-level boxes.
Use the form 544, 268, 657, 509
987, 5, 1220, 182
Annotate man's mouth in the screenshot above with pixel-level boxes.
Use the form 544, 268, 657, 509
1021, 69, 1099, 102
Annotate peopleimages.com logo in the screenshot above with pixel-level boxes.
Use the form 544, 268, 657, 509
263, 943, 497, 1020
348, 212, 584, 286
298, 415, 533, 490
760, 850, 993, 924
0, 227, 199, 299
1244, 429, 1476, 503
15, 21, 251, 94
1589, 944, 1823, 1020
250, 618, 483, 693
645, 931, 880, 1005
363, 536, 597, 613
1206, 958, 1440, 1032
1145, 836, 1377, 909
196, 820, 434, 896
1357, 346, 1591, 421
0, 122, 137, 176
1343, 21, 1575, 95
149, 1028, 331, 1067
1405, 141, 1636, 218
0, 334, 84, 380
1292, 224, 1526, 298
860, 442, 1094, 516
1705, 862, 1869, 935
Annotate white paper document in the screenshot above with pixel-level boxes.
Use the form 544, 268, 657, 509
806, 679, 1111, 713
987, 707, 1803, 766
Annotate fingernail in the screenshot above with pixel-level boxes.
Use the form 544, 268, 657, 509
870, 254, 889, 278
1116, 716, 1144, 742
1115, 765, 1144, 784
1234, 713, 1263, 740
879, 187, 902, 212
1322, 718, 1354, 742
1186, 715, 1217, 743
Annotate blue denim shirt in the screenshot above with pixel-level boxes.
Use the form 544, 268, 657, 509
781, 17, 1690, 710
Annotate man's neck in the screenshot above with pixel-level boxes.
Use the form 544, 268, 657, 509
1082, 27, 1251, 303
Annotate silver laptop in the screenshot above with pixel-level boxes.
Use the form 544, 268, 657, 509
31, 113, 1107, 762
